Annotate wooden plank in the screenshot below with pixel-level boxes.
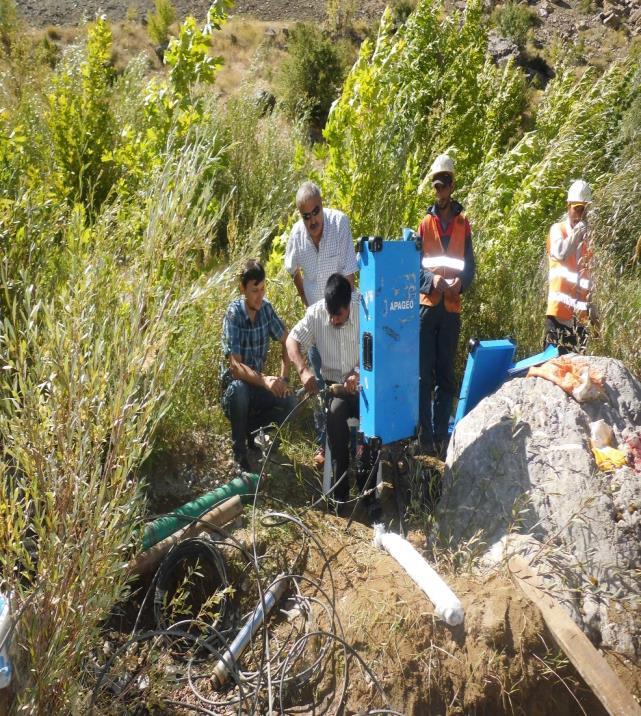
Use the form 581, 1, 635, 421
509, 555, 641, 716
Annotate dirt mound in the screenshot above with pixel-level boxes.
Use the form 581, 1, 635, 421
134, 442, 640, 714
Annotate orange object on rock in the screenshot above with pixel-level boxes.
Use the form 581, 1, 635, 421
528, 356, 604, 401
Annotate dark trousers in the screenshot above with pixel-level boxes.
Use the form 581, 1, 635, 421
544, 315, 588, 355
326, 391, 359, 502
222, 379, 296, 462
419, 302, 460, 444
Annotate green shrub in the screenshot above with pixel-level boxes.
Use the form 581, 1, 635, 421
323, 0, 526, 235
0, 0, 18, 52
146, 0, 176, 47
45, 18, 118, 213
278, 23, 346, 126
491, 1, 535, 49
326, 0, 357, 36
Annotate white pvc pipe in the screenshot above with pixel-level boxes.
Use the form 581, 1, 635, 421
373, 524, 464, 626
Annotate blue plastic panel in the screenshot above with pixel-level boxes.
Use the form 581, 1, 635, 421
508, 343, 559, 376
454, 339, 516, 425
359, 239, 420, 445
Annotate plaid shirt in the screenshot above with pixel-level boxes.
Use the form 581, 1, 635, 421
285, 208, 359, 306
221, 298, 286, 388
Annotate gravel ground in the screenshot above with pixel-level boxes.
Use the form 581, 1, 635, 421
16, 0, 388, 27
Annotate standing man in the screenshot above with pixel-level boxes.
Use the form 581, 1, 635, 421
286, 274, 360, 504
221, 259, 296, 472
544, 180, 593, 354
285, 181, 359, 467
418, 154, 475, 458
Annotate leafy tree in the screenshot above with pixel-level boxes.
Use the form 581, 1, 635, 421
278, 23, 346, 126
45, 18, 117, 213
323, 0, 526, 235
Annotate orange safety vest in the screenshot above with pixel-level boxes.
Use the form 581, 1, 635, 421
546, 220, 591, 323
419, 212, 467, 313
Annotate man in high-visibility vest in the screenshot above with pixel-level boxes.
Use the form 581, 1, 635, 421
545, 180, 593, 354
417, 154, 475, 458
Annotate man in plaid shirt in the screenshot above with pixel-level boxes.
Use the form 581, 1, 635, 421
285, 181, 359, 467
221, 259, 296, 471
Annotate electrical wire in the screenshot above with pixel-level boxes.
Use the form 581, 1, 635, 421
87, 385, 401, 715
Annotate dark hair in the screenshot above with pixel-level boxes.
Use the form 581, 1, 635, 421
324, 273, 352, 315
240, 259, 265, 287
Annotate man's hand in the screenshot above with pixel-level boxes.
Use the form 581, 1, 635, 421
264, 375, 290, 398
343, 371, 359, 395
444, 277, 461, 297
300, 367, 319, 395
432, 274, 447, 293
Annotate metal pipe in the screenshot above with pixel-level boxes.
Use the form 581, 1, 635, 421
212, 575, 290, 688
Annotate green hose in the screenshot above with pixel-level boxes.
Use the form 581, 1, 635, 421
143, 473, 260, 550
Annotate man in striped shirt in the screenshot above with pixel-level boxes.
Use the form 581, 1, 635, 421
285, 181, 359, 467
286, 274, 360, 503
221, 259, 296, 471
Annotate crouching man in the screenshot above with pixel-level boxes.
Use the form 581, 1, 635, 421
221, 259, 296, 471
286, 274, 362, 505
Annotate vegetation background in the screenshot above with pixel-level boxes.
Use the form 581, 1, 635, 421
0, 0, 639, 710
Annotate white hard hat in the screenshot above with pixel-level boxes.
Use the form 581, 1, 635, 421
567, 179, 592, 204
429, 153, 455, 181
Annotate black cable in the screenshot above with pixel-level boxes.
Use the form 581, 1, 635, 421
152, 537, 229, 633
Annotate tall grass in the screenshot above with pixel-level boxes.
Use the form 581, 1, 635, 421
0, 133, 231, 711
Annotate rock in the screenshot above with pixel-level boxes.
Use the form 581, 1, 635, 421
602, 10, 622, 28
538, 7, 550, 18
154, 41, 169, 63
576, 20, 589, 31
487, 31, 521, 66
437, 356, 641, 657
253, 88, 276, 116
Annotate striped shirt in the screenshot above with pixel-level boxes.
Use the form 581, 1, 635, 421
285, 208, 359, 306
290, 293, 360, 383
220, 297, 285, 387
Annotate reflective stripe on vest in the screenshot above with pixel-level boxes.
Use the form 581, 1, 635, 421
546, 221, 591, 322
422, 256, 466, 272
420, 213, 467, 313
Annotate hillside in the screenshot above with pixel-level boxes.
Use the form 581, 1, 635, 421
15, 0, 388, 26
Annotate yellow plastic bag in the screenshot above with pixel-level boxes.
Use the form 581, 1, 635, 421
592, 446, 628, 472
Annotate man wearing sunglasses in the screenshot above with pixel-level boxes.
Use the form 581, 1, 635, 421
285, 181, 359, 468
544, 180, 593, 354
417, 154, 475, 459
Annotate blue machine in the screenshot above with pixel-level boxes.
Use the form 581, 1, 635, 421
453, 340, 559, 426
357, 235, 421, 446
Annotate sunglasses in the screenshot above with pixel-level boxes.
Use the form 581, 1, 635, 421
301, 205, 321, 221
569, 202, 587, 209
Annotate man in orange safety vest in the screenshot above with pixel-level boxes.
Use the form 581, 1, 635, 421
417, 154, 475, 459
545, 180, 593, 354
